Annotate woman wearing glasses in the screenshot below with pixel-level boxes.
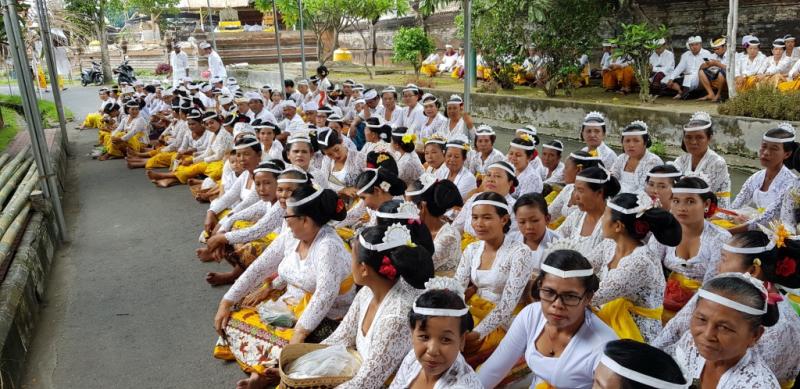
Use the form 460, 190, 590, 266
477, 248, 617, 389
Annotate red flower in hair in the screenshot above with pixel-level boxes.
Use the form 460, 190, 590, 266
336, 199, 345, 213
366, 162, 377, 169
705, 203, 718, 218
378, 256, 397, 280
776, 256, 797, 277
633, 219, 650, 236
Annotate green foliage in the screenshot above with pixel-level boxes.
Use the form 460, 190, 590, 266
0, 94, 75, 126
0, 107, 20, 152
648, 140, 667, 159
718, 86, 800, 121
392, 27, 435, 77
608, 23, 667, 102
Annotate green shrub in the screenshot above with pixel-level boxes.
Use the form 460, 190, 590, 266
648, 140, 667, 159
392, 27, 435, 78
718, 86, 800, 120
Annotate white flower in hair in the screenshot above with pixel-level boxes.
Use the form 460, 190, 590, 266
396, 201, 421, 217
690, 111, 712, 123
476, 124, 494, 133
629, 120, 649, 131
379, 181, 392, 192
447, 134, 469, 144
384, 223, 414, 247
778, 122, 797, 135
418, 172, 437, 188
585, 111, 605, 121
634, 192, 656, 217
423, 276, 466, 298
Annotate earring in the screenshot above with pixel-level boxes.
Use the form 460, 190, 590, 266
704, 207, 709, 213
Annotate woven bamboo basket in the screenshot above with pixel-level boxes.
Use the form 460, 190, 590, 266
278, 343, 362, 389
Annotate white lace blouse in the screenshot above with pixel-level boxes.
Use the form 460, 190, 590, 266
452, 193, 519, 239
322, 280, 421, 389
555, 210, 606, 257
548, 184, 576, 221
467, 148, 505, 176
731, 166, 796, 230
589, 243, 665, 343
513, 162, 544, 198
418, 113, 448, 140
544, 162, 566, 184
435, 165, 477, 199
432, 222, 461, 273
582, 142, 618, 171
648, 221, 730, 282
390, 351, 482, 389
610, 151, 663, 194
209, 171, 259, 215
223, 225, 354, 332
673, 148, 732, 207
526, 228, 562, 274
478, 303, 618, 389
222, 200, 285, 245
320, 148, 365, 192
655, 296, 800, 384
454, 238, 534, 338
673, 332, 780, 389
397, 152, 425, 187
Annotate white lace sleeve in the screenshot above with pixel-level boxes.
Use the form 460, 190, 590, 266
548, 185, 571, 220
209, 173, 246, 214
652, 296, 697, 354
336, 199, 367, 229
398, 154, 425, 187
647, 235, 667, 266
222, 231, 289, 302
779, 186, 799, 233
731, 172, 758, 210
220, 200, 269, 232
701, 228, 729, 282
474, 244, 534, 338
388, 351, 418, 389
295, 238, 350, 332
610, 154, 625, 179
432, 224, 461, 273
452, 195, 475, 234
321, 288, 365, 349
711, 156, 732, 208
454, 244, 476, 291
230, 188, 260, 214
225, 204, 285, 244
337, 314, 411, 389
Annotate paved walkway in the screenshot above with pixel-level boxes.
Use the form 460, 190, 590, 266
20, 87, 241, 388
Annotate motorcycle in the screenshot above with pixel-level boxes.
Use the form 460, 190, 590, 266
113, 60, 137, 85
80, 61, 103, 86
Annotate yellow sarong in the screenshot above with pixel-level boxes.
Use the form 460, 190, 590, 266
145, 151, 177, 169
778, 79, 800, 92
781, 379, 795, 389
82, 113, 103, 129
595, 297, 662, 342
466, 294, 524, 365
104, 133, 143, 157
421, 63, 438, 77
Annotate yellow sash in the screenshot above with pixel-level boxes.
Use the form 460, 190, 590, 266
336, 227, 355, 251
544, 189, 560, 205
548, 216, 566, 230
711, 218, 737, 229
595, 297, 662, 342
781, 379, 795, 389
461, 232, 479, 252
535, 382, 555, 389
669, 272, 702, 290
467, 294, 525, 356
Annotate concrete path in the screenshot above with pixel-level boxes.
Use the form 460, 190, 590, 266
19, 87, 242, 388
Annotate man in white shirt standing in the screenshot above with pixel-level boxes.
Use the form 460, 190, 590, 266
663, 36, 711, 99
169, 44, 189, 88
199, 42, 226, 79
697, 37, 729, 102
648, 38, 674, 93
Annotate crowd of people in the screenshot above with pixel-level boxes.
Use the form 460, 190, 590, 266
80, 44, 800, 389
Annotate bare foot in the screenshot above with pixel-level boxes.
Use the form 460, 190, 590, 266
196, 247, 216, 262
696, 95, 712, 101
672, 93, 682, 100
155, 179, 178, 188
206, 272, 238, 286
98, 154, 109, 161
146, 170, 158, 183
236, 372, 277, 389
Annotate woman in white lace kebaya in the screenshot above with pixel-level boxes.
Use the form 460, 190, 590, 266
253, 119, 284, 162
212, 187, 352, 388
654, 231, 800, 387
729, 124, 797, 234
467, 125, 505, 178
407, 175, 464, 274
454, 192, 535, 367
423, 135, 447, 172
610, 121, 663, 194
390, 278, 482, 389
418, 94, 449, 141
322, 223, 434, 389
390, 127, 425, 187
514, 193, 561, 273
547, 151, 605, 226
650, 176, 731, 321
360, 117, 393, 158
556, 166, 621, 257
644, 164, 683, 211
337, 160, 407, 230
506, 135, 543, 199
671, 273, 782, 389
672, 112, 732, 208
443, 94, 475, 141
285, 132, 327, 189
478, 248, 618, 388
317, 128, 365, 195
589, 193, 681, 343
435, 137, 477, 200
579, 111, 618, 170
541, 140, 566, 184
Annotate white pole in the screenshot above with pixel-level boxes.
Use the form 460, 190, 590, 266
272, 0, 286, 95
726, 0, 738, 98
463, 0, 472, 112
298, 0, 306, 79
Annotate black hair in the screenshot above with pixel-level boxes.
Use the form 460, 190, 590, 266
532, 249, 600, 300
255, 120, 281, 137
726, 231, 777, 272
580, 117, 607, 141
408, 289, 474, 334
567, 150, 604, 170
103, 103, 121, 114
409, 179, 463, 217
542, 140, 563, 157
234, 137, 263, 154
513, 193, 549, 218
680, 119, 714, 152
376, 200, 435, 254
391, 126, 416, 153
287, 136, 319, 154
203, 111, 222, 124
509, 137, 535, 158
287, 186, 347, 226
316, 66, 329, 77
602, 340, 688, 389
486, 161, 520, 190
672, 176, 717, 218
621, 122, 652, 148
763, 127, 800, 170
253, 159, 286, 179
355, 168, 406, 196
445, 140, 469, 160
766, 239, 800, 288
365, 151, 398, 174
576, 166, 620, 199
284, 79, 295, 88
473, 192, 511, 233
356, 225, 434, 289
381, 88, 399, 100
144, 85, 156, 94
424, 139, 446, 153
317, 128, 342, 150
364, 117, 392, 142
645, 164, 682, 184
608, 193, 681, 245
278, 168, 312, 186
702, 275, 780, 328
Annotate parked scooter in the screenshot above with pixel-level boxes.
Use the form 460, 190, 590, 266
80, 61, 103, 86
113, 60, 136, 85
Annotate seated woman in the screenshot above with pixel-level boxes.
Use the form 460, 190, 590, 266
671, 273, 781, 388
579, 111, 618, 170
360, 117, 393, 158
407, 174, 464, 274
337, 160, 407, 230
317, 128, 364, 198
390, 127, 425, 187
547, 151, 604, 226
610, 121, 664, 194
423, 135, 447, 172
590, 193, 681, 343
478, 248, 617, 388
80, 88, 114, 130
644, 164, 683, 211
213, 187, 352, 388
201, 159, 286, 285
729, 124, 797, 234
654, 230, 800, 387
321, 224, 434, 389
594, 339, 688, 389
556, 166, 620, 256
126, 103, 190, 170
506, 136, 543, 199
147, 112, 233, 187
673, 112, 732, 208
755, 39, 793, 88
95, 102, 122, 148
541, 140, 565, 184
284, 132, 326, 189
467, 125, 504, 179
514, 193, 561, 272
453, 161, 520, 249
443, 94, 475, 141
454, 192, 534, 367
418, 94, 448, 141
252, 119, 283, 161
324, 113, 358, 151
190, 121, 253, 202
100, 100, 149, 161
390, 277, 483, 389
651, 176, 731, 321
435, 137, 477, 200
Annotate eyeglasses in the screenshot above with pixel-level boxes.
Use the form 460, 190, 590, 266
538, 287, 586, 307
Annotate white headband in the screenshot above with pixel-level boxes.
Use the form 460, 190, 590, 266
356, 170, 380, 195
575, 167, 611, 184
287, 136, 312, 145
425, 138, 446, 145
472, 199, 511, 214
318, 130, 335, 147
510, 141, 536, 151
647, 171, 682, 178
622, 130, 648, 136
446, 142, 467, 149
357, 223, 412, 252
253, 166, 283, 175
569, 152, 602, 161
374, 201, 420, 220
476, 128, 496, 136
412, 305, 470, 317
542, 143, 563, 152
763, 134, 796, 143
406, 173, 437, 196
234, 138, 260, 150
278, 176, 309, 184
722, 241, 776, 254
683, 122, 712, 132
582, 120, 606, 126
487, 162, 516, 178
671, 186, 711, 194
600, 355, 689, 389
541, 264, 593, 278
697, 289, 767, 315
286, 187, 324, 207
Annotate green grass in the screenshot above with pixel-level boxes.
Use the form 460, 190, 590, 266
0, 94, 74, 127
0, 107, 21, 151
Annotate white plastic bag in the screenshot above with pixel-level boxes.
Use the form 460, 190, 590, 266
257, 299, 296, 328
287, 345, 361, 379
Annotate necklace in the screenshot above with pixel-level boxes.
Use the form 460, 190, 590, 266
545, 325, 559, 357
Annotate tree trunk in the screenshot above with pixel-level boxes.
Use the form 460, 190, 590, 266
97, 2, 113, 84
370, 19, 378, 67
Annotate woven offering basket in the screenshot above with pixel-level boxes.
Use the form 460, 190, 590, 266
278, 343, 362, 389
